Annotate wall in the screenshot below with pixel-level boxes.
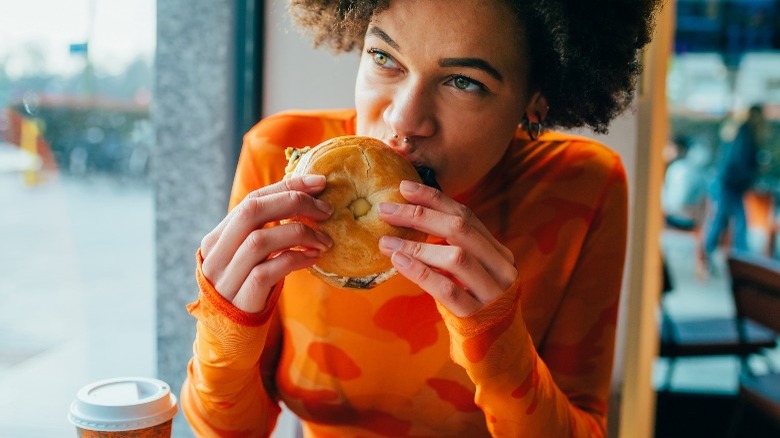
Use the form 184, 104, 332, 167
262, 0, 359, 116
614, 2, 675, 436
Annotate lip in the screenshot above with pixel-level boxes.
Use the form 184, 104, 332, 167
397, 150, 426, 168
385, 137, 426, 167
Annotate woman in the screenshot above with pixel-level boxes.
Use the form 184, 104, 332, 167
182, 0, 662, 436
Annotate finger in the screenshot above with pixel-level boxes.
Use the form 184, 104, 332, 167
232, 249, 320, 313
216, 223, 332, 298
201, 175, 327, 257
205, 189, 332, 279
389, 251, 481, 318
379, 202, 516, 287
201, 213, 234, 259
398, 180, 515, 263
379, 236, 505, 300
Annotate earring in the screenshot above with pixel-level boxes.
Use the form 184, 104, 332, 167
393, 133, 399, 139
528, 122, 542, 141
403, 137, 410, 143
527, 111, 544, 141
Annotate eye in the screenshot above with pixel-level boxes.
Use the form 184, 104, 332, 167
367, 48, 398, 69
447, 75, 485, 93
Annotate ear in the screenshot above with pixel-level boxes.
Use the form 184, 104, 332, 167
524, 92, 549, 123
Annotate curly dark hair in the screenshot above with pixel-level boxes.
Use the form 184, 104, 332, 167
289, 0, 664, 134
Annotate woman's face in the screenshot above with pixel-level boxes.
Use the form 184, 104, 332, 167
355, 0, 531, 197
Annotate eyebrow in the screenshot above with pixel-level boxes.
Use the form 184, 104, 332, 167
366, 26, 504, 82
367, 27, 400, 51
440, 58, 504, 82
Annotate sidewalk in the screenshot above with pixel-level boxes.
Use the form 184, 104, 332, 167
0, 173, 155, 436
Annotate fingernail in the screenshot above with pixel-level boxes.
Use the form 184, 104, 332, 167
379, 202, 399, 214
380, 236, 403, 250
302, 248, 320, 258
392, 251, 412, 268
315, 198, 333, 214
400, 180, 421, 192
303, 175, 326, 187
315, 231, 333, 247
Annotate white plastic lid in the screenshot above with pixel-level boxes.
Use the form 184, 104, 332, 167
68, 377, 178, 432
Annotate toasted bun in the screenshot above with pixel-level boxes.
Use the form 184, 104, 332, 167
285, 136, 426, 289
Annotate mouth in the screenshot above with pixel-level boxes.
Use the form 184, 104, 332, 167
415, 166, 441, 191
381, 135, 441, 190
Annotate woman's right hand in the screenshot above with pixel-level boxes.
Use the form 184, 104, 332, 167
200, 175, 334, 313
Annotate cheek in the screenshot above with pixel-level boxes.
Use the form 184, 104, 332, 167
443, 109, 519, 156
355, 72, 387, 130
355, 94, 383, 137
436, 113, 518, 190
452, 141, 506, 174
355, 87, 383, 115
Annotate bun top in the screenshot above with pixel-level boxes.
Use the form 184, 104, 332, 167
286, 136, 426, 281
287, 136, 416, 181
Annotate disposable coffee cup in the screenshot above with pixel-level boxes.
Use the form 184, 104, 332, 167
68, 377, 178, 437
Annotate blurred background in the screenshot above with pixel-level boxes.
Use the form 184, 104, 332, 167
0, 0, 158, 436
0, 0, 779, 437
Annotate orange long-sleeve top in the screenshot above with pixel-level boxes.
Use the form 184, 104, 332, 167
182, 109, 628, 437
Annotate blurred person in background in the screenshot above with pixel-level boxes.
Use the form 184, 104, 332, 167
703, 104, 767, 268
662, 135, 712, 279
663, 135, 711, 231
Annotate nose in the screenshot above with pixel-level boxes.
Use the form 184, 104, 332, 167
383, 79, 436, 145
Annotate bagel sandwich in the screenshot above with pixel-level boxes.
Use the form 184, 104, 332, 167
284, 135, 428, 289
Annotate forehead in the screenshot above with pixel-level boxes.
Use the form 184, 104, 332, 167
370, 0, 524, 61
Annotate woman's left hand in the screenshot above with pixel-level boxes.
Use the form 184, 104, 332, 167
378, 180, 518, 317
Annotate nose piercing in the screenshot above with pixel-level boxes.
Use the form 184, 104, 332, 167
392, 133, 410, 143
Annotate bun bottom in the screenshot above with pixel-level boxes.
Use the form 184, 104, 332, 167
310, 265, 398, 289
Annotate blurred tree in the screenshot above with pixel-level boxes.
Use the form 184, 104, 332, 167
94, 56, 153, 101
4, 41, 49, 78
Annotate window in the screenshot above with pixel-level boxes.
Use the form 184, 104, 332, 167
0, 1, 156, 435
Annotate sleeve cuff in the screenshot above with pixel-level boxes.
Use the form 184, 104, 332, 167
435, 272, 522, 337
190, 248, 283, 327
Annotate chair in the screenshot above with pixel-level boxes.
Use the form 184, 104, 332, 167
657, 253, 777, 392
658, 306, 777, 391
726, 251, 780, 435
743, 191, 779, 258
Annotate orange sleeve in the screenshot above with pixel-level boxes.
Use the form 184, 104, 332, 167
181, 250, 284, 437
437, 159, 628, 437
